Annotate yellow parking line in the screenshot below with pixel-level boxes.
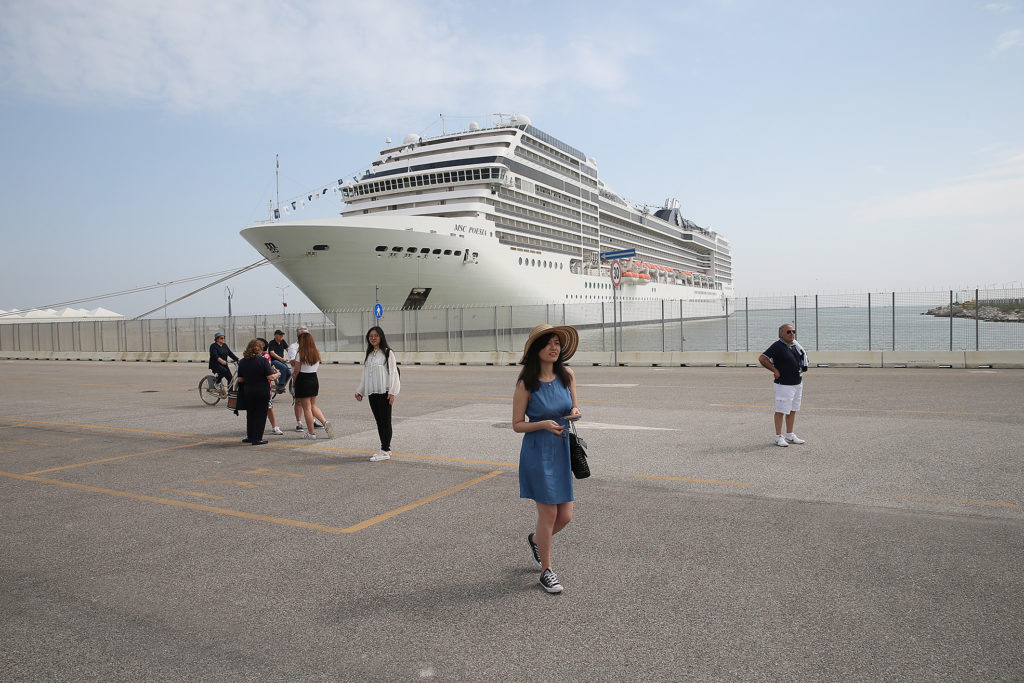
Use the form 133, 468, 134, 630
890, 494, 1016, 509
0, 468, 505, 535
0, 416, 224, 440
343, 470, 504, 532
631, 473, 753, 487
711, 404, 970, 416
394, 452, 517, 468
161, 488, 224, 500
0, 469, 356, 534
25, 441, 207, 475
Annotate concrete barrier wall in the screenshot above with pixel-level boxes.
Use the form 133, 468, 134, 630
3, 349, 1023, 368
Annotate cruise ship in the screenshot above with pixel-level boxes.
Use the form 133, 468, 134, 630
241, 114, 733, 314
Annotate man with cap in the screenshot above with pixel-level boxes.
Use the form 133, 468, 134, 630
208, 332, 239, 396
267, 329, 291, 392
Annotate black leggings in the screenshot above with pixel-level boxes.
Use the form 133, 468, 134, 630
368, 393, 392, 451
213, 364, 232, 384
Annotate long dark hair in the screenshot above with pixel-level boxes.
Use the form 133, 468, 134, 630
364, 326, 391, 360
517, 332, 571, 392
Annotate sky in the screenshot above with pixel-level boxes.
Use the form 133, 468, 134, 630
1, 0, 1022, 318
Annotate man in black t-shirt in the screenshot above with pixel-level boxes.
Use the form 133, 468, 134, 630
267, 330, 291, 391
758, 323, 807, 447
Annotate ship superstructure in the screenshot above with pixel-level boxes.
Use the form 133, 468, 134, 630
241, 114, 733, 312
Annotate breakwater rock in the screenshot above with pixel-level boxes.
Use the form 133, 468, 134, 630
924, 305, 1024, 322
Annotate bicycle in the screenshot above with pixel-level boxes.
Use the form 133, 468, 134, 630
198, 361, 237, 406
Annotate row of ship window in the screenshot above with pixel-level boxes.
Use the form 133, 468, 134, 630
375, 245, 479, 258
518, 256, 565, 270
347, 167, 502, 198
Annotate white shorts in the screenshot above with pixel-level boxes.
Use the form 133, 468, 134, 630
774, 383, 803, 415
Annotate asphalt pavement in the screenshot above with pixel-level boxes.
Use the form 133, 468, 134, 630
1, 360, 1022, 681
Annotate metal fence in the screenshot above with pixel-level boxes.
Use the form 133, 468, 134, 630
2, 289, 1022, 355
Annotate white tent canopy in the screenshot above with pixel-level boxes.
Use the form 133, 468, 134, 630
0, 307, 124, 324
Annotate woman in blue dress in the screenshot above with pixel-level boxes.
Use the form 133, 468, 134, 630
513, 324, 581, 594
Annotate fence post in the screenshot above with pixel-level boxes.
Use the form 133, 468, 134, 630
601, 302, 606, 352
745, 297, 749, 351
725, 298, 730, 351
949, 290, 953, 351
975, 288, 980, 351
867, 292, 872, 350
661, 300, 666, 352
679, 300, 684, 350
815, 295, 819, 352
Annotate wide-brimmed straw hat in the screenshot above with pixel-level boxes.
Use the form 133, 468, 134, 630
519, 324, 579, 364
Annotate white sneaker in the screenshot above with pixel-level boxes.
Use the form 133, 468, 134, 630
369, 450, 391, 462
322, 420, 334, 440
774, 435, 789, 447
301, 432, 317, 440
785, 433, 805, 444
271, 426, 284, 435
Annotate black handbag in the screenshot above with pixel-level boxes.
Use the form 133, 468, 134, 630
568, 421, 590, 479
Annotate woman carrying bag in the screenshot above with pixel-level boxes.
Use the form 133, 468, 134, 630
512, 323, 581, 594
354, 326, 400, 462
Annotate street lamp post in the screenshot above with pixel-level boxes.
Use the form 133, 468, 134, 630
276, 285, 290, 329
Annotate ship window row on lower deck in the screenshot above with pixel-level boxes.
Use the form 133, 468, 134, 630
495, 228, 590, 257
601, 225, 712, 271
374, 245, 479, 258
491, 215, 598, 250
496, 188, 597, 224
601, 212, 720, 256
490, 200, 590, 238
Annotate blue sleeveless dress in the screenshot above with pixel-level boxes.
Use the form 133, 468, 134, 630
519, 377, 574, 504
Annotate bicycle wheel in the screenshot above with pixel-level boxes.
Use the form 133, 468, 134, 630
199, 375, 222, 405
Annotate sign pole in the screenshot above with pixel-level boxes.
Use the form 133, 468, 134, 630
601, 250, 631, 367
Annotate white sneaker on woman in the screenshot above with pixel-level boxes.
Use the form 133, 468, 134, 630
369, 450, 391, 462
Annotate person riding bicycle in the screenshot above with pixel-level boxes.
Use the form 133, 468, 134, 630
208, 332, 238, 395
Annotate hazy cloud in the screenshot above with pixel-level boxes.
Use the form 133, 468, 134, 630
855, 152, 1024, 222
0, 0, 647, 125
992, 28, 1024, 53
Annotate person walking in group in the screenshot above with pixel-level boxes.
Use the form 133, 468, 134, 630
208, 332, 238, 396
287, 326, 322, 432
256, 338, 284, 436
758, 323, 807, 447
290, 331, 333, 440
354, 326, 400, 462
512, 323, 581, 594
237, 338, 279, 445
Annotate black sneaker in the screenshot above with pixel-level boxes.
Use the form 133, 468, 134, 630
540, 568, 563, 594
527, 533, 541, 569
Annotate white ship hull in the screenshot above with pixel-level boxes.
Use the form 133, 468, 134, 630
241, 215, 731, 316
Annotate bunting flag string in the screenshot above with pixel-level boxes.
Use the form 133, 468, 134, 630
273, 177, 355, 221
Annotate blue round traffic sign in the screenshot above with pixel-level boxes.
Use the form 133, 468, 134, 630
374, 303, 383, 319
